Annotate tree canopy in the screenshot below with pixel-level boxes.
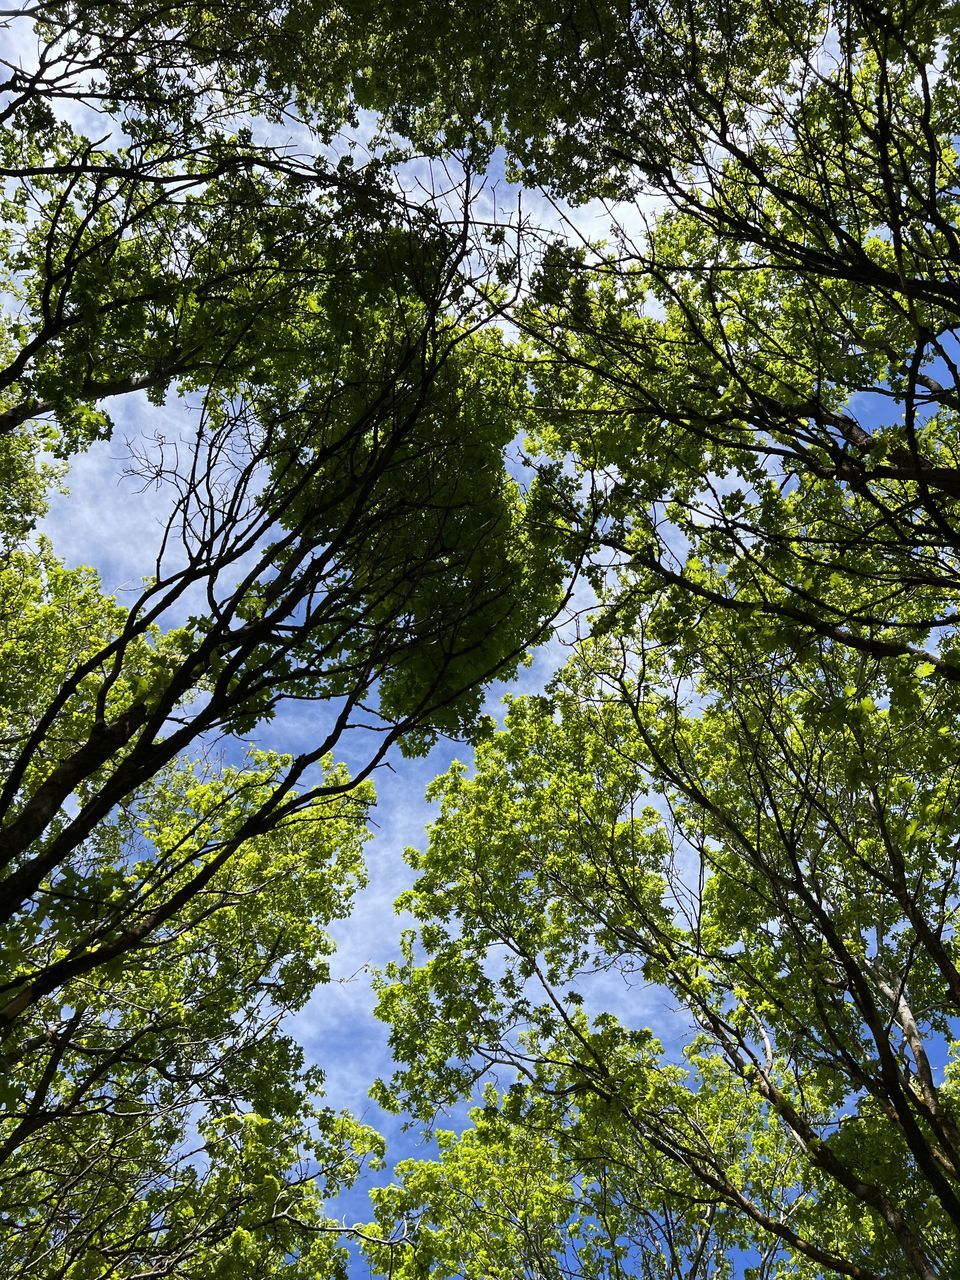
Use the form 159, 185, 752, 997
0, 2, 576, 1271
362, 2, 960, 1277
3, 0, 960, 1276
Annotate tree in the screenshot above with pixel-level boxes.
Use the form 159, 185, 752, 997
345, 0, 960, 670
0, 746, 381, 1278
0, 2, 580, 1270
371, 621, 960, 1277
355, 2, 960, 1277
0, 2, 574, 1027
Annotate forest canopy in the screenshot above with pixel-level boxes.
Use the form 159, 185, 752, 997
1, 0, 959, 1277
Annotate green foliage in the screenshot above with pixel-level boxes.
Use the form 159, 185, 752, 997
0, 3, 579, 1273
8, 0, 960, 1275
0, 497, 379, 1267
0, 467, 386, 1270
0, 719, 377, 1274
353, 9, 960, 1275
372, 620, 960, 1275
